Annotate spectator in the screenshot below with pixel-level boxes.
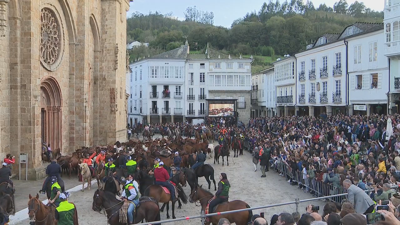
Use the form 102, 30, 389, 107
340, 213, 367, 225
342, 179, 375, 214
297, 214, 315, 225
374, 183, 396, 202
218, 218, 230, 225
325, 213, 341, 225
276, 213, 295, 225
3, 154, 15, 170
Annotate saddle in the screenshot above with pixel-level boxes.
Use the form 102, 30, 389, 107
159, 149, 171, 158
119, 201, 130, 224
205, 198, 228, 222
139, 196, 157, 204
161, 183, 178, 200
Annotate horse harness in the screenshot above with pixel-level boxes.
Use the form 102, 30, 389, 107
94, 192, 123, 221
28, 198, 53, 223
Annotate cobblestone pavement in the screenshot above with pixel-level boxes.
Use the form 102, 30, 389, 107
10, 138, 326, 224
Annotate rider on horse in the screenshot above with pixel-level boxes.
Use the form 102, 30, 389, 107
55, 192, 76, 225
82, 152, 96, 177
149, 160, 176, 201
40, 159, 65, 194
95, 150, 106, 168
126, 156, 138, 175
105, 158, 116, 176
191, 151, 206, 171
208, 173, 230, 215
121, 174, 140, 225
173, 152, 182, 172
0, 162, 13, 188
49, 177, 62, 207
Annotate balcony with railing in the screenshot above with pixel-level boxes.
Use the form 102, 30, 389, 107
309, 93, 316, 104
198, 110, 206, 115
395, 78, 400, 89
174, 108, 183, 115
162, 90, 170, 98
150, 107, 158, 115
320, 93, 328, 104
187, 110, 195, 115
149, 92, 159, 99
238, 101, 246, 109
174, 92, 182, 99
299, 94, 306, 104
298, 71, 306, 82
277, 95, 293, 104
309, 69, 316, 80
199, 94, 207, 100
332, 92, 342, 103
320, 68, 328, 79
332, 64, 342, 77
162, 108, 170, 114
187, 95, 195, 100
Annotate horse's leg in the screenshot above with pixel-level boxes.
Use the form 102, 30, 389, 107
166, 202, 170, 219
178, 199, 182, 209
205, 176, 211, 190
222, 156, 224, 166
227, 155, 229, 166
88, 177, 91, 190
172, 200, 176, 219
160, 203, 166, 212
81, 179, 84, 192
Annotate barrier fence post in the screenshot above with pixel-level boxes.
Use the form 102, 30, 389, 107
295, 198, 299, 214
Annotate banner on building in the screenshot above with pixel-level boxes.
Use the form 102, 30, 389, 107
354, 105, 367, 111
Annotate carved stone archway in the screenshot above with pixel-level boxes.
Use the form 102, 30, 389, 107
40, 77, 62, 152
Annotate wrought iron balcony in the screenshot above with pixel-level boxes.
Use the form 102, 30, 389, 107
238, 101, 246, 109
309, 94, 316, 104
251, 92, 258, 100
252, 85, 258, 90
150, 108, 158, 114
332, 92, 342, 103
162, 108, 170, 114
299, 94, 306, 104
187, 95, 195, 100
174, 92, 182, 99
299, 71, 306, 82
320, 93, 328, 104
277, 95, 293, 104
198, 110, 206, 115
174, 108, 183, 115
162, 91, 170, 98
333, 64, 342, 77
320, 68, 328, 79
187, 110, 195, 115
149, 92, 159, 99
309, 70, 316, 80
395, 78, 400, 89
199, 94, 207, 100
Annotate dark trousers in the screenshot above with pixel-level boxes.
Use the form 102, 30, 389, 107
208, 197, 228, 214
42, 175, 65, 192
155, 181, 176, 200
192, 162, 204, 170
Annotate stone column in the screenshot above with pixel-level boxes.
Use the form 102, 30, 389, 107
348, 105, 353, 116
295, 106, 299, 116
367, 104, 371, 116
326, 106, 332, 116
309, 106, 314, 117
276, 107, 281, 116
284, 106, 288, 116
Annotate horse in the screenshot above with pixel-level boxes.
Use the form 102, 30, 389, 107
214, 144, 230, 166
183, 165, 217, 191
79, 163, 92, 191
28, 194, 56, 225
232, 138, 244, 157
103, 173, 120, 196
92, 189, 161, 225
0, 194, 14, 217
142, 129, 153, 141
0, 182, 15, 214
135, 169, 154, 195
95, 162, 105, 189
160, 171, 188, 213
189, 185, 253, 225
143, 171, 187, 219
43, 176, 65, 200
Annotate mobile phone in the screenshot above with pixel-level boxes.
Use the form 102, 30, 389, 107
366, 213, 384, 224
376, 205, 389, 211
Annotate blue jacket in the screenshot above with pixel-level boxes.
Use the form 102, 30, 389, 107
46, 161, 62, 176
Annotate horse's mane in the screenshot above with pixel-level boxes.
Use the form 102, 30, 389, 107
198, 186, 214, 197
101, 190, 121, 202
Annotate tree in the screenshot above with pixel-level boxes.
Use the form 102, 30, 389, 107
348, 1, 366, 17
317, 3, 333, 12
333, 0, 348, 14
184, 6, 214, 25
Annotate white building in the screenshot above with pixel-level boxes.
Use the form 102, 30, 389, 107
127, 41, 149, 50
274, 56, 297, 116
128, 43, 252, 125
385, 0, 400, 114
251, 67, 276, 118
128, 45, 188, 125
348, 23, 388, 115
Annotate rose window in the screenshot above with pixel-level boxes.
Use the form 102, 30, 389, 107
40, 8, 62, 69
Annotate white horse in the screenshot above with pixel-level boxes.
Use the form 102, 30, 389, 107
208, 143, 214, 159
79, 163, 92, 191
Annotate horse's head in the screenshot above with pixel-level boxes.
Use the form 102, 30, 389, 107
189, 185, 202, 203
178, 171, 187, 187
27, 194, 40, 220
92, 189, 104, 212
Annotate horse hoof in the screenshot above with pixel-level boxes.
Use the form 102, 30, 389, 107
167, 216, 170, 219
173, 216, 176, 219
160, 209, 164, 212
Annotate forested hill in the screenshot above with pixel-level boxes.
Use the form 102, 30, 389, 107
127, 0, 383, 71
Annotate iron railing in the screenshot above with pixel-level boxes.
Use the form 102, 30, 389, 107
320, 68, 328, 79
299, 94, 305, 104
174, 108, 182, 115
277, 96, 293, 104
187, 95, 195, 100
174, 92, 182, 99
150, 108, 158, 114
162, 108, 170, 114
309, 94, 316, 104
332, 64, 342, 76
187, 110, 195, 115
309, 70, 316, 80
199, 94, 207, 100
332, 92, 342, 103
149, 92, 159, 99
162, 91, 170, 98
299, 71, 306, 81
198, 110, 206, 115
395, 78, 400, 89
320, 93, 328, 103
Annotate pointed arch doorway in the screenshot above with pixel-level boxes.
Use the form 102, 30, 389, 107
40, 77, 62, 152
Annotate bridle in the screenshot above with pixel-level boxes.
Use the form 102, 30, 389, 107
93, 191, 124, 221
190, 188, 211, 207
28, 198, 51, 223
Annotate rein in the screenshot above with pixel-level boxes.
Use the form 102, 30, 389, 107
29, 198, 52, 223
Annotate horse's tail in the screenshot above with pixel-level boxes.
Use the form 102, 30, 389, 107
210, 166, 215, 181
177, 185, 188, 204
246, 204, 252, 224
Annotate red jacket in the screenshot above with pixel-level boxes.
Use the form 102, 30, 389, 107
4, 158, 15, 164
154, 167, 170, 182
82, 152, 96, 166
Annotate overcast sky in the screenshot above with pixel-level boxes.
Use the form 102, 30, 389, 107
128, 0, 384, 28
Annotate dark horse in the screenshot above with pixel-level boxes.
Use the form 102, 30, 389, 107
189, 185, 252, 225
144, 171, 187, 219
214, 144, 230, 166
0, 182, 15, 215
0, 194, 13, 220
44, 176, 65, 200
92, 189, 161, 225
183, 165, 216, 191
232, 138, 244, 157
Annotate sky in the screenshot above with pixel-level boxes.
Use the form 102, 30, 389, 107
128, 0, 384, 28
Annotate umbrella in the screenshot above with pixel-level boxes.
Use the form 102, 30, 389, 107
387, 118, 393, 141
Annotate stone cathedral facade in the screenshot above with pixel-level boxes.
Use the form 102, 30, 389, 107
0, 0, 131, 179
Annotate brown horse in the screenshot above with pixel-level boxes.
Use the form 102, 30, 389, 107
144, 171, 187, 219
232, 138, 244, 157
96, 162, 105, 189
214, 144, 230, 166
0, 182, 15, 214
28, 194, 56, 225
189, 185, 252, 225
92, 189, 161, 225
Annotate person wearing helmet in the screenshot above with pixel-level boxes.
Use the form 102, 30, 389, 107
126, 156, 137, 175
0, 162, 12, 187
49, 176, 62, 207
105, 158, 116, 176
55, 192, 76, 225
149, 161, 175, 201
121, 174, 140, 224
40, 159, 64, 194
